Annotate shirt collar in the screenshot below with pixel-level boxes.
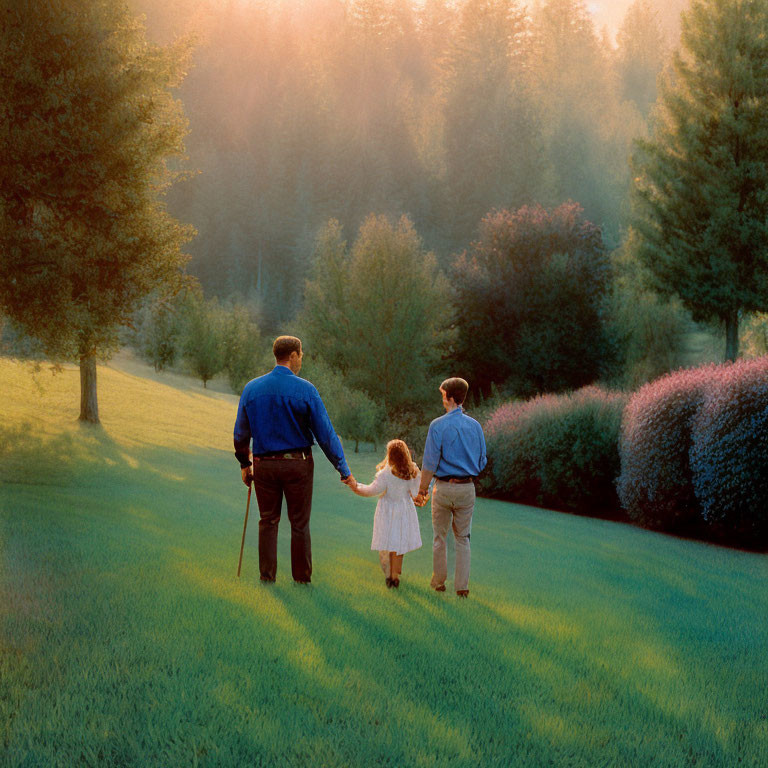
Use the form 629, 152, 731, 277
446, 406, 464, 416
272, 364, 295, 376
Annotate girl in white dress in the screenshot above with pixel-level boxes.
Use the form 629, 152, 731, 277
350, 439, 422, 588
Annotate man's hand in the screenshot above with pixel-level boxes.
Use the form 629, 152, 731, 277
241, 466, 253, 487
413, 491, 430, 507
341, 473, 356, 489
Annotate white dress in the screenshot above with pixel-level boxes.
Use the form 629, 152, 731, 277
356, 468, 423, 555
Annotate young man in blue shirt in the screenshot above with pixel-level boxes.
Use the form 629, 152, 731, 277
414, 377, 487, 597
234, 336, 355, 583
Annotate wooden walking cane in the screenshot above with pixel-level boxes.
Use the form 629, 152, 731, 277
237, 480, 252, 578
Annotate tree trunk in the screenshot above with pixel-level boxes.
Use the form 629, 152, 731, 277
355, 439, 359, 453
725, 311, 739, 362
79, 353, 99, 423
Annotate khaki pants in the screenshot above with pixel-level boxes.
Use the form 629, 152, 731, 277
430, 480, 475, 592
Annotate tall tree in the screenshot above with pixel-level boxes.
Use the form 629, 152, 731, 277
630, 0, 768, 361
0, 0, 194, 422
531, 0, 642, 239
616, 0, 668, 115
301, 215, 450, 412
442, 0, 543, 247
452, 202, 610, 397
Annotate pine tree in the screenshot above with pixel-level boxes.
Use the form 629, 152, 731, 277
442, 0, 543, 246
616, 0, 668, 115
0, 0, 194, 422
631, 0, 768, 361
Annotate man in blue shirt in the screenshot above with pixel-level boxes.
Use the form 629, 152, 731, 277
234, 335, 355, 583
414, 377, 487, 598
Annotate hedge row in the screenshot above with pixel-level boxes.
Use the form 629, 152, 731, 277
482, 387, 627, 517
482, 357, 768, 548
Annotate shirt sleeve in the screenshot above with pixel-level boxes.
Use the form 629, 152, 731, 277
307, 390, 351, 477
233, 393, 252, 468
354, 470, 388, 498
477, 423, 488, 472
421, 422, 441, 474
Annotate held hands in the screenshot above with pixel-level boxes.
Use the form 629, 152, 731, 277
412, 491, 430, 507
341, 473, 357, 492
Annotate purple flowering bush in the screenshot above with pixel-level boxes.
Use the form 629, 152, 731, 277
483, 387, 627, 516
690, 357, 768, 545
616, 366, 717, 533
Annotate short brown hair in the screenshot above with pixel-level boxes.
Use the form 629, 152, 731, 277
273, 335, 302, 361
441, 377, 469, 406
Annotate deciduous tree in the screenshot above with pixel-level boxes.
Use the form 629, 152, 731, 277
0, 0, 194, 422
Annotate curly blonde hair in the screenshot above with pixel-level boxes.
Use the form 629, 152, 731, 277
376, 439, 419, 480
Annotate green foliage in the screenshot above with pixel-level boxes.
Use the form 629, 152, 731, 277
0, 0, 195, 418
221, 305, 261, 396
301, 215, 451, 412
604, 236, 688, 388
181, 295, 226, 388
630, 0, 768, 360
483, 387, 628, 517
301, 356, 384, 452
452, 203, 612, 398
131, 296, 184, 372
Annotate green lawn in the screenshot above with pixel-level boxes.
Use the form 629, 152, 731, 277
1, 358, 767, 767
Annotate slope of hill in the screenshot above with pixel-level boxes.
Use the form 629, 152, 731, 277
1, 356, 766, 767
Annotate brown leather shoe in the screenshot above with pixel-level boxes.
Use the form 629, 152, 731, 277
434, 585, 446, 592
456, 590, 469, 598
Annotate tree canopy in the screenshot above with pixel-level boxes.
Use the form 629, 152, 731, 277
0, 0, 195, 421
631, 0, 768, 361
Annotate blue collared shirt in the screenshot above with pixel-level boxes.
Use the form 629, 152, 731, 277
233, 365, 351, 477
422, 406, 487, 479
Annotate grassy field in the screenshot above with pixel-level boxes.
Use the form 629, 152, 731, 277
1, 357, 767, 767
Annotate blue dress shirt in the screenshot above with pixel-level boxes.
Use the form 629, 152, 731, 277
233, 365, 351, 477
422, 406, 487, 479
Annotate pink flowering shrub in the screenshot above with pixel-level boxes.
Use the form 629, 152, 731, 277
483, 387, 627, 516
616, 366, 718, 532
690, 357, 768, 546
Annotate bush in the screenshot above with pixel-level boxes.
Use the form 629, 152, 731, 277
616, 366, 718, 533
483, 386, 627, 516
690, 357, 768, 547
603, 234, 688, 389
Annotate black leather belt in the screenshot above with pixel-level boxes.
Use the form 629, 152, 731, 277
436, 476, 473, 484
258, 448, 311, 460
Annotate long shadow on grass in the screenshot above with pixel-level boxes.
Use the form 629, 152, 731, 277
176, 556, 747, 767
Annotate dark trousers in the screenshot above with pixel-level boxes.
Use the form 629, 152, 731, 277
252, 455, 314, 582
